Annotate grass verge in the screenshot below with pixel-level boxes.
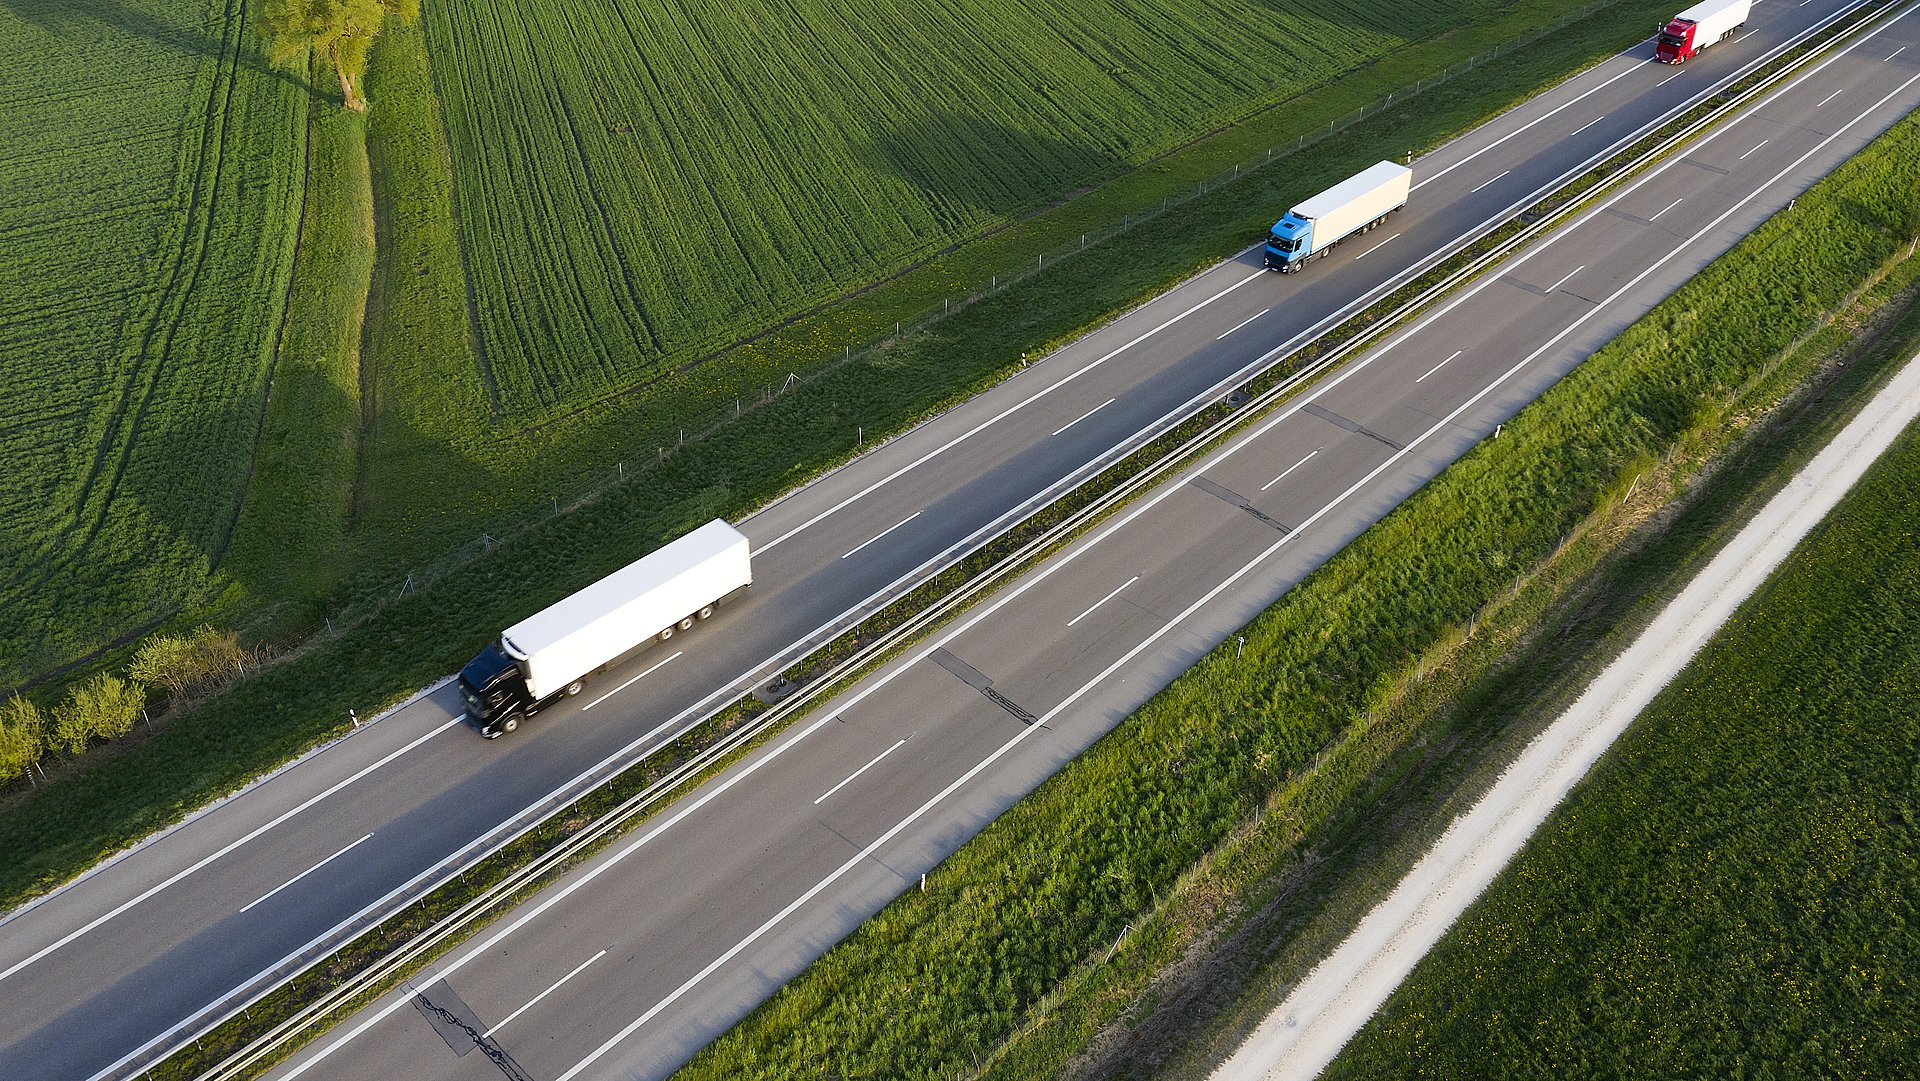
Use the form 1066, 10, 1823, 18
670, 99, 1920, 1081
0, 0, 1690, 903
1323, 296, 1920, 1080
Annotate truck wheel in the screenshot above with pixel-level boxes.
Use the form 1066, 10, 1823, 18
659, 625, 675, 641
501, 715, 520, 734
566, 680, 584, 696
678, 616, 695, 632
697, 605, 715, 620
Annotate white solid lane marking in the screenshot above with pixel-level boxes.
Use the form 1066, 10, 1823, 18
1650, 196, 1684, 221
1740, 138, 1770, 159
755, 270, 1265, 554
814, 736, 911, 806
1260, 450, 1320, 492
1817, 87, 1845, 106
1067, 576, 1141, 627
483, 950, 606, 1038
1544, 264, 1586, 294
1217, 309, 1270, 340
1417, 349, 1465, 383
583, 651, 682, 711
1414, 60, 1644, 190
1569, 115, 1606, 137
281, 44, 1920, 1081
239, 834, 374, 915
1052, 397, 1118, 437
0, 716, 461, 985
1353, 233, 1399, 260
1890, 45, 1909, 60
841, 511, 922, 560
1468, 169, 1510, 193
1659, 69, 1685, 86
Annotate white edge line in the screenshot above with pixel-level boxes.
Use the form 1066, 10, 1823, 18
583, 650, 682, 711
841, 511, 923, 560
239, 834, 375, 915
570, 61, 1920, 1071
756, 271, 1266, 553
1067, 575, 1141, 627
285, 75, 1920, 1067
813, 736, 911, 806
0, 717, 463, 985
1051, 397, 1119, 437
482, 949, 606, 1038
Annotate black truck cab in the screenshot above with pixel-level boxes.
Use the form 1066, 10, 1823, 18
458, 644, 535, 738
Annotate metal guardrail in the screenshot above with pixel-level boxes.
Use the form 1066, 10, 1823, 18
178, 2, 1899, 1075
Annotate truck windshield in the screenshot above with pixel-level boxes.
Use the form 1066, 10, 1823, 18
1658, 32, 1687, 46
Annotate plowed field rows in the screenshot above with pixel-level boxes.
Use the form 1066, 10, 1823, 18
0, 0, 305, 684
425, 0, 1503, 415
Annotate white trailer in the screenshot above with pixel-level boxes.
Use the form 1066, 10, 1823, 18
458, 519, 752, 736
1264, 161, 1412, 272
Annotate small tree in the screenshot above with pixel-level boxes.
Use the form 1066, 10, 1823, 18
51, 674, 145, 754
259, 0, 420, 112
0, 696, 44, 785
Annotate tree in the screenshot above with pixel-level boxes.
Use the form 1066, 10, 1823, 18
259, 0, 419, 112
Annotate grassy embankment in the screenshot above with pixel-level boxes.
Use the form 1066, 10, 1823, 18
0, 0, 1681, 904
1324, 313, 1920, 1077
672, 99, 1920, 1080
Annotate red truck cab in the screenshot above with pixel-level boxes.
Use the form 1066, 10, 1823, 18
1656, 18, 1702, 63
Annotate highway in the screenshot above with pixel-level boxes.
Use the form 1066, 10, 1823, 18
1, 1, 1909, 1077
269, 4, 1920, 1078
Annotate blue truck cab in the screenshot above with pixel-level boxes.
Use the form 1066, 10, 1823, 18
1264, 213, 1313, 271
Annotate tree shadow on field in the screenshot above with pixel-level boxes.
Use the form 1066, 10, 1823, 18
0, 0, 314, 97
858, 109, 1131, 223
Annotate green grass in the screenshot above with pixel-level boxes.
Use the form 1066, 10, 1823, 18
0, 0, 307, 686
670, 99, 1920, 1081
0, 0, 1708, 907
218, 93, 374, 633
1323, 357, 1920, 1079
424, 0, 1513, 416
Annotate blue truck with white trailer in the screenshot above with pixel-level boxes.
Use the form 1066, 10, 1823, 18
1263, 161, 1413, 273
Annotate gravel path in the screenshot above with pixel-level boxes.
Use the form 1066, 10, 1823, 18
1210, 347, 1920, 1081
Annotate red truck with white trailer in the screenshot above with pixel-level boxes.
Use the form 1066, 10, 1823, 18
1657, 0, 1751, 63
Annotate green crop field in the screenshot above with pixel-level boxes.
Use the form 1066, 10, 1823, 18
424, 0, 1512, 417
1326, 414, 1920, 1078
0, 0, 305, 685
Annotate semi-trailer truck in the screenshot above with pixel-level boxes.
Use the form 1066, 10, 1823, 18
458, 519, 752, 737
1656, 0, 1750, 63
1263, 161, 1412, 273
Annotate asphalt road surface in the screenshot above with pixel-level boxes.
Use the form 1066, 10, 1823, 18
262, 4, 1920, 1080
0, 1, 1906, 1077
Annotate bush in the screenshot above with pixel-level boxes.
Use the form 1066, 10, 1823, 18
129, 626, 246, 703
0, 696, 43, 784
50, 675, 145, 755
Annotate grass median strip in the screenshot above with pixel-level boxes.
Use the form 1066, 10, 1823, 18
673, 98, 1920, 1081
